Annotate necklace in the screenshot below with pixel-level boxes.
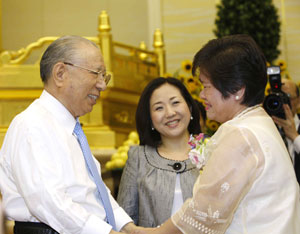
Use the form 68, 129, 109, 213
157, 145, 190, 161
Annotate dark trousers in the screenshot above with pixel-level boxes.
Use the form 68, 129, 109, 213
14, 222, 59, 234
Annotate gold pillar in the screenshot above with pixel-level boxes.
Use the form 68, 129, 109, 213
153, 28, 166, 76
98, 10, 113, 83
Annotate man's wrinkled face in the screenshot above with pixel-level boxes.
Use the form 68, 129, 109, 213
62, 43, 107, 118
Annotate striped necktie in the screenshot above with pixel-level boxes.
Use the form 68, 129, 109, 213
73, 121, 116, 230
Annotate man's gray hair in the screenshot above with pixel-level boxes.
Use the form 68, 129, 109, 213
40, 35, 98, 83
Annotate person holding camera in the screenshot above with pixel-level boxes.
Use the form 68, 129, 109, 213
272, 78, 300, 185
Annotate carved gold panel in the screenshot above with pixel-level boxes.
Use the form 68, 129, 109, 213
0, 11, 165, 153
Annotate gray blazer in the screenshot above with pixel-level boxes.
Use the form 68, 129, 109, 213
117, 145, 199, 227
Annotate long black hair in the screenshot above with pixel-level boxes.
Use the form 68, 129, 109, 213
136, 77, 201, 147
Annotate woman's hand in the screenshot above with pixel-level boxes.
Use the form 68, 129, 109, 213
130, 226, 157, 234
119, 222, 156, 234
131, 219, 182, 234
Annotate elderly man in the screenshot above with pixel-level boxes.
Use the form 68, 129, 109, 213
0, 36, 141, 234
272, 78, 300, 184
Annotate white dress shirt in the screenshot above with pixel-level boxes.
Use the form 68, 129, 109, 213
0, 90, 132, 234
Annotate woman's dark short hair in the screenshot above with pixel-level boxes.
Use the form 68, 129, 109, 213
136, 77, 201, 147
192, 34, 267, 107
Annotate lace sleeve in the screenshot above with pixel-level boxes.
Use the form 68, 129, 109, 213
171, 125, 265, 234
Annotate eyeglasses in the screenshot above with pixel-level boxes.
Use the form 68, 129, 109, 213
63, 62, 111, 85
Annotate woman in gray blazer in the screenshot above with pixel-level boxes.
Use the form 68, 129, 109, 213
117, 77, 202, 227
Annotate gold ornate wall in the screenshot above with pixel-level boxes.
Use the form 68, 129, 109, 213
1, 0, 150, 53
0, 11, 166, 157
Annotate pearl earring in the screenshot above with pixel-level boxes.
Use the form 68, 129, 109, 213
190, 116, 193, 120
151, 127, 155, 131
235, 96, 239, 100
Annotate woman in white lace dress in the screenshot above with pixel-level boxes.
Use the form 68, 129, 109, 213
136, 35, 300, 234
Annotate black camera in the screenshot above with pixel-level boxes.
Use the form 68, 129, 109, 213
263, 66, 290, 119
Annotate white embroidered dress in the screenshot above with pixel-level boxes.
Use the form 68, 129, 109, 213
172, 106, 300, 234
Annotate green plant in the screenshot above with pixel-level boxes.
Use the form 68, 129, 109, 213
214, 0, 281, 63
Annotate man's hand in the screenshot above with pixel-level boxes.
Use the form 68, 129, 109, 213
272, 104, 299, 141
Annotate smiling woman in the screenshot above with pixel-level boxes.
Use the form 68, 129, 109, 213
150, 83, 192, 140
117, 77, 202, 227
